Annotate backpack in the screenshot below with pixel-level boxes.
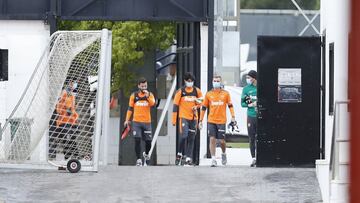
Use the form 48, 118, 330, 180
133, 91, 149, 103
180, 86, 198, 98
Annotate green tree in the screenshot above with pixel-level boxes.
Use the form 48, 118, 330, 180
241, 0, 320, 10
58, 21, 176, 95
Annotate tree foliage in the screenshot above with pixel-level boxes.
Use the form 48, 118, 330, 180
241, 0, 320, 10
58, 21, 176, 95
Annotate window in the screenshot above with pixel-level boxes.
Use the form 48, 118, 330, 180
329, 43, 334, 115
223, 0, 236, 17
0, 49, 8, 81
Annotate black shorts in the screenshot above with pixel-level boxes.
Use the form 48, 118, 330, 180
132, 121, 152, 141
208, 123, 226, 139
180, 118, 197, 138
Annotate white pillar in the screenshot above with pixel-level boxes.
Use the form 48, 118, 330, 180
324, 0, 350, 160
200, 23, 209, 162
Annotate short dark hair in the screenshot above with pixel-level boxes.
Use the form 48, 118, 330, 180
183, 72, 195, 81
213, 75, 222, 80
137, 77, 147, 85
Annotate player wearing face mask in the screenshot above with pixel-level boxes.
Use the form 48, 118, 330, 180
172, 72, 203, 166
241, 70, 257, 167
49, 80, 79, 160
199, 75, 236, 167
125, 77, 156, 166
56, 80, 79, 127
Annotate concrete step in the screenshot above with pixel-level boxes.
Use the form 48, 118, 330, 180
330, 179, 349, 203
337, 141, 350, 164
316, 160, 330, 203
332, 162, 349, 182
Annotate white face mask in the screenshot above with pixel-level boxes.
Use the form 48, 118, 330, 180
185, 81, 194, 87
213, 81, 221, 88
246, 78, 252, 85
73, 82, 78, 89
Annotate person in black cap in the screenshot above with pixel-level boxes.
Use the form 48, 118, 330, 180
241, 70, 258, 167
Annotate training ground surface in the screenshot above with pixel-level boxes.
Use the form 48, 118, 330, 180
0, 165, 322, 202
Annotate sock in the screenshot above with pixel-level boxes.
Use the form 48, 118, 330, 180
145, 140, 151, 155
212, 156, 216, 160
135, 138, 141, 159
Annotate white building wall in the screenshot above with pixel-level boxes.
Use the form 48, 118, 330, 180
321, 0, 350, 166
0, 21, 50, 121
317, 0, 350, 202
0, 21, 50, 161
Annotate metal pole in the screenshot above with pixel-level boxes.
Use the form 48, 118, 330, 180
148, 76, 177, 158
238, 0, 241, 85
93, 29, 109, 172
49, 0, 57, 34
214, 0, 223, 74
101, 31, 112, 165
208, 0, 214, 91
291, 0, 320, 35
207, 0, 215, 158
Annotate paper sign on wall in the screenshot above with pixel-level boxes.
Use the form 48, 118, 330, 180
278, 68, 302, 103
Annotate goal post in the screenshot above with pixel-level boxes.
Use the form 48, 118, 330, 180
0, 29, 112, 172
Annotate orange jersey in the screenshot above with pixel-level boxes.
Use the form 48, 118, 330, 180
200, 89, 234, 124
56, 91, 79, 126
126, 91, 155, 123
172, 87, 203, 124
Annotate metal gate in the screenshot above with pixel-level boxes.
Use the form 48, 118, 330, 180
257, 36, 321, 167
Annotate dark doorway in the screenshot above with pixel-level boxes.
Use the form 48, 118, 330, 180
257, 36, 321, 167
176, 22, 201, 165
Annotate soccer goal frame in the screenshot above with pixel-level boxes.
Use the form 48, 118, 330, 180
0, 29, 111, 172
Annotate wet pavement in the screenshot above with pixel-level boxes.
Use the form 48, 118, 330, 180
0, 165, 322, 202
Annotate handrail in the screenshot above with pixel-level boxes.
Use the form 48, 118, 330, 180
147, 76, 177, 160
155, 51, 176, 72
330, 100, 350, 180
156, 62, 176, 72
156, 52, 176, 62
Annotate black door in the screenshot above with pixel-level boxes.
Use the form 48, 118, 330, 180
257, 36, 321, 167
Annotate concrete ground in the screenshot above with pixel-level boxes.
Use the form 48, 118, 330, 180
200, 148, 253, 166
0, 165, 322, 203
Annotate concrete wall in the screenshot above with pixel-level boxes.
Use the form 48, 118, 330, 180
156, 99, 177, 165
0, 21, 49, 127
101, 117, 120, 165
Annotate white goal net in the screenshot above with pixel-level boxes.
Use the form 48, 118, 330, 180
0, 30, 111, 172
